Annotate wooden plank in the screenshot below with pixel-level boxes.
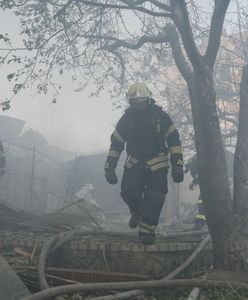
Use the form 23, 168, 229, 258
0, 254, 30, 299
207, 269, 248, 283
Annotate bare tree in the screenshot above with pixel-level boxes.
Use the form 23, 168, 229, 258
2, 0, 248, 270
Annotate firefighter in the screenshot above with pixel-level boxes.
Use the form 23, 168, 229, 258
104, 82, 184, 245
185, 149, 234, 231
184, 155, 206, 230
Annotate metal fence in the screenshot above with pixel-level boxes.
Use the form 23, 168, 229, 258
0, 141, 67, 214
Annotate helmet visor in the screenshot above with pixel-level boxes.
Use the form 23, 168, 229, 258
129, 97, 149, 109
129, 97, 148, 103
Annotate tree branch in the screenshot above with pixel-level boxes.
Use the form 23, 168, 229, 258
204, 0, 231, 68
123, 0, 171, 11
121, 0, 171, 17
121, 0, 147, 4
217, 106, 238, 127
147, 0, 171, 11
164, 24, 194, 85
77, 31, 171, 50
53, 0, 74, 19
0, 0, 32, 8
169, 0, 202, 69
102, 47, 126, 86
75, 0, 171, 17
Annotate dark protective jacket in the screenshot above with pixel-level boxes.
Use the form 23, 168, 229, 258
105, 101, 183, 171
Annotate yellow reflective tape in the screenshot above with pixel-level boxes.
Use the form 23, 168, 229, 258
113, 129, 125, 144
125, 155, 139, 168
158, 152, 165, 156
165, 124, 176, 138
196, 214, 206, 221
129, 157, 139, 164
176, 160, 184, 166
169, 146, 182, 154
139, 222, 156, 233
150, 161, 169, 171
147, 155, 168, 166
108, 150, 120, 158
197, 200, 203, 204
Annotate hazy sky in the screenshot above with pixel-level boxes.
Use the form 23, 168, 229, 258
0, 10, 123, 155
0, 1, 241, 154
3, 85, 123, 154
1, 78, 122, 155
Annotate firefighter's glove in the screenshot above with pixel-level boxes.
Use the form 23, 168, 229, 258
105, 169, 118, 185
171, 165, 184, 183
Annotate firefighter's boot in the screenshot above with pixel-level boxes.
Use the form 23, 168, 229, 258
139, 190, 165, 245
129, 214, 140, 229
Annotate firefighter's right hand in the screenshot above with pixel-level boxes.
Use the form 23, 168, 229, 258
105, 169, 118, 185
171, 165, 184, 183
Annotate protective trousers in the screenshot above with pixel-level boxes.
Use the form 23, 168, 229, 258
194, 193, 206, 230
121, 164, 168, 244
196, 194, 206, 221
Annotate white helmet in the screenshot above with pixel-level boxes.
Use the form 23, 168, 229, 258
126, 82, 151, 100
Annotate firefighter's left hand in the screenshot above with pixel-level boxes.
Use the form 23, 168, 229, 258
171, 165, 184, 183
105, 169, 118, 185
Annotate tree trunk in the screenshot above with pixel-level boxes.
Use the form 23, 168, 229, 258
226, 64, 248, 271
187, 65, 235, 269
234, 65, 248, 215
169, 0, 248, 272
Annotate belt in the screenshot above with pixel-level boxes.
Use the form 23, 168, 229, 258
125, 152, 169, 171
